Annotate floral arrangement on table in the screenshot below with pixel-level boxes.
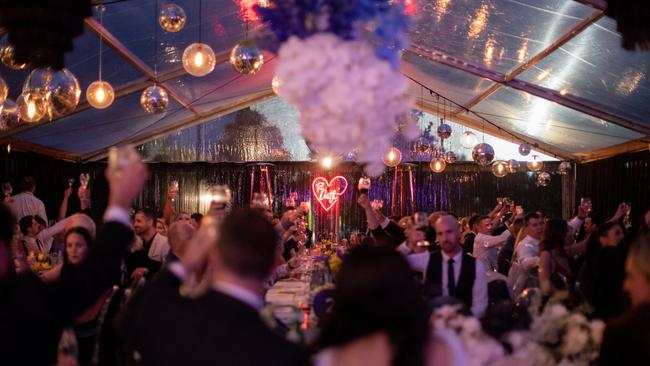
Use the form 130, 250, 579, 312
312, 241, 344, 277
255, 0, 419, 176
432, 301, 605, 366
28, 252, 52, 272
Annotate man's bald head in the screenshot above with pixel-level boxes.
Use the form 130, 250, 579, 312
434, 215, 461, 255
167, 222, 195, 256
64, 213, 97, 238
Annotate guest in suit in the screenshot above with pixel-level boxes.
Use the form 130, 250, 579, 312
599, 234, 650, 365
357, 194, 405, 248
315, 245, 429, 366
164, 221, 195, 264
126, 208, 170, 281
407, 215, 488, 317
0, 155, 147, 365
119, 208, 309, 366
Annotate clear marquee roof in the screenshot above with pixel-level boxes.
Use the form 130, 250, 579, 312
0, 0, 649, 163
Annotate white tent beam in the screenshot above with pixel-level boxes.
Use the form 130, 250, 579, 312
575, 137, 650, 163
458, 10, 604, 113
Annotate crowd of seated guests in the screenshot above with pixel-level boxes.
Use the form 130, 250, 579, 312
2, 153, 650, 366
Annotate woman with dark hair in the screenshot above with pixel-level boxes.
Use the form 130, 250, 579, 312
315, 245, 429, 366
581, 221, 627, 319
539, 219, 574, 293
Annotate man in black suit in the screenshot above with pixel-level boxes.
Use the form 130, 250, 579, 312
0, 155, 148, 365
119, 208, 309, 366
407, 215, 488, 317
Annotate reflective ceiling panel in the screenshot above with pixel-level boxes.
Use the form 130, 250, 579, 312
411, 0, 595, 74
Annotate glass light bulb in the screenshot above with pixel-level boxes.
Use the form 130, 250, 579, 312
527, 155, 543, 172
182, 43, 216, 77
86, 80, 115, 109
16, 93, 46, 122
321, 156, 333, 169
461, 131, 478, 149
383, 147, 402, 167
492, 160, 508, 177
430, 158, 446, 173
271, 76, 281, 95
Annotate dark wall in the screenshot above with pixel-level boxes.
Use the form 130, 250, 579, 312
576, 149, 650, 226
1, 151, 563, 235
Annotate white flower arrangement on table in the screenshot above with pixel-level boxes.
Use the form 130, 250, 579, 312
432, 302, 606, 366
255, 0, 417, 176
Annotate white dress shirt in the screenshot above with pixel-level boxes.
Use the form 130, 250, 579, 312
515, 235, 541, 270
406, 250, 488, 317
473, 230, 510, 271
11, 191, 47, 223
396, 241, 411, 255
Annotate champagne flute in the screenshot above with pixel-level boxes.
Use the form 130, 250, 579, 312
169, 180, 179, 202
209, 185, 231, 207
358, 177, 371, 195
79, 173, 90, 188
2, 182, 12, 197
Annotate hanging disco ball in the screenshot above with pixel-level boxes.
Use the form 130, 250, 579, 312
537, 171, 551, 187
461, 131, 478, 149
159, 3, 187, 33
444, 151, 457, 164
0, 45, 27, 70
230, 40, 264, 75
518, 143, 532, 156
0, 99, 19, 130
506, 159, 520, 173
140, 85, 169, 114
527, 155, 543, 172
0, 74, 7, 105
559, 161, 571, 175
437, 123, 452, 139
472, 143, 495, 166
182, 43, 216, 77
492, 160, 508, 178
23, 68, 81, 118
383, 147, 402, 167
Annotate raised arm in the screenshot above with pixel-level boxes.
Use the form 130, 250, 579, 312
57, 187, 72, 221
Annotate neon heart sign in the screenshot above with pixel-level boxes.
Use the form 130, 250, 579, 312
312, 176, 348, 211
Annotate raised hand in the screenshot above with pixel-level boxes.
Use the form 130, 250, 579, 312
357, 193, 370, 208
106, 147, 148, 209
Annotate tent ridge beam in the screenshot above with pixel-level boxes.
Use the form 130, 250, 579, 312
406, 45, 650, 136
457, 10, 604, 114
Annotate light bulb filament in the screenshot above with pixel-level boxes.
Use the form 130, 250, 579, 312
27, 100, 36, 119
194, 51, 204, 67
96, 87, 105, 103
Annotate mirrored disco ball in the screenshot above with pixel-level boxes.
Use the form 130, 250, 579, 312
537, 171, 552, 187
159, 3, 186, 32
444, 151, 457, 164
23, 67, 81, 118
518, 143, 531, 156
559, 161, 571, 174
472, 143, 495, 166
437, 123, 452, 139
229, 40, 264, 75
140, 85, 169, 114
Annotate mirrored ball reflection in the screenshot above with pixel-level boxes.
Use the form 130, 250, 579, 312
159, 3, 187, 32
140, 85, 169, 114
230, 40, 264, 75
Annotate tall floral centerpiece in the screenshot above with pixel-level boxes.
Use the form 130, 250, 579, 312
255, 0, 417, 176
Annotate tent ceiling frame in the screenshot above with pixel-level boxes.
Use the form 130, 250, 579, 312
80, 89, 276, 162
405, 44, 650, 136
457, 10, 604, 115
573, 0, 606, 11
576, 137, 650, 163
84, 18, 199, 116
414, 100, 574, 160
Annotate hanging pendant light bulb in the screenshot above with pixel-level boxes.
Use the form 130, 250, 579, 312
383, 147, 402, 167
182, 43, 216, 76
527, 155, 543, 172
271, 76, 282, 95
492, 160, 508, 177
159, 3, 186, 32
430, 157, 446, 173
181, 0, 215, 77
461, 131, 478, 149
0, 75, 7, 105
16, 93, 46, 122
86, 5, 115, 109
506, 159, 520, 173
0, 45, 28, 70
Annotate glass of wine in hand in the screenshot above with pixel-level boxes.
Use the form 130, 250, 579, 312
67, 178, 75, 188
169, 180, 179, 202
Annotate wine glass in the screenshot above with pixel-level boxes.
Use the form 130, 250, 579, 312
209, 185, 231, 206
2, 182, 12, 197
67, 178, 74, 188
108, 144, 138, 176
79, 173, 90, 188
169, 180, 179, 202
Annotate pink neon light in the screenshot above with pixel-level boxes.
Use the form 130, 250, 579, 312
312, 176, 348, 211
